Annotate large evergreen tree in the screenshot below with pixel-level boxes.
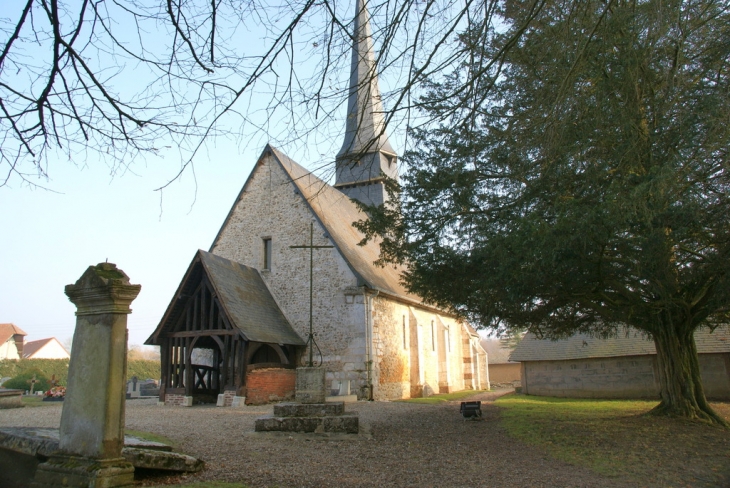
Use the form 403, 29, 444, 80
359, 0, 730, 425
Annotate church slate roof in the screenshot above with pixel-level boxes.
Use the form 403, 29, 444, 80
267, 146, 418, 302
147, 250, 304, 346
510, 326, 730, 362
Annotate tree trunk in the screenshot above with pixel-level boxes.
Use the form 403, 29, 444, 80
650, 324, 728, 426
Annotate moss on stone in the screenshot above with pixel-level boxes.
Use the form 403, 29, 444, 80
93, 266, 126, 280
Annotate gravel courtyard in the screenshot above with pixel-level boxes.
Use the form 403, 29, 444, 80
0, 390, 633, 487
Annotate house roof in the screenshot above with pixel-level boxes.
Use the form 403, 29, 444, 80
146, 250, 305, 346
0, 323, 27, 345
267, 146, 417, 302
23, 338, 53, 357
510, 326, 730, 362
22, 338, 68, 358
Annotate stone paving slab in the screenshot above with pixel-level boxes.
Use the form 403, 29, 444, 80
0, 427, 202, 473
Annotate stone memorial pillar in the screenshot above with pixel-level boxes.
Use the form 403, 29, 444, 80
33, 262, 141, 488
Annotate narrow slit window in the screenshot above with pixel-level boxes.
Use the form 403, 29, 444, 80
402, 315, 407, 349
431, 320, 435, 351
263, 238, 272, 270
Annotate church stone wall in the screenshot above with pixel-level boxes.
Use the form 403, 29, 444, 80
212, 154, 370, 395
391, 306, 478, 398
371, 297, 411, 400
211, 152, 489, 401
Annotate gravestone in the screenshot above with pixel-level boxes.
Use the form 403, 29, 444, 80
33, 262, 141, 488
127, 376, 140, 398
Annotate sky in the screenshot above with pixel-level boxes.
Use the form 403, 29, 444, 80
0, 139, 262, 349
0, 0, 462, 351
0, 0, 346, 350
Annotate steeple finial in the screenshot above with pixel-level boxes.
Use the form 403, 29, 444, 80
334, 0, 398, 206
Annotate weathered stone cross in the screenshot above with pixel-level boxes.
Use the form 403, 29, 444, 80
27, 374, 38, 395
290, 221, 334, 367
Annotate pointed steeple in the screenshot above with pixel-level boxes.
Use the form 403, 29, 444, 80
335, 0, 398, 207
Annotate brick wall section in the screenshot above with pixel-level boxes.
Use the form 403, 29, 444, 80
165, 394, 186, 406
245, 368, 296, 405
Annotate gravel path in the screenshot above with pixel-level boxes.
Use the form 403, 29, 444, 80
0, 390, 633, 487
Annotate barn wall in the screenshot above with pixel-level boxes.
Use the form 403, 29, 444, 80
699, 353, 730, 400
522, 355, 657, 398
489, 363, 522, 384
522, 353, 730, 400
245, 368, 296, 405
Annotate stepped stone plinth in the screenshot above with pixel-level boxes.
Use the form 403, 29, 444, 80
255, 368, 359, 434
274, 402, 345, 417
255, 401, 359, 434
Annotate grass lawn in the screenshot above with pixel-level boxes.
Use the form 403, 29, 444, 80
496, 394, 730, 487
396, 389, 488, 404
20, 396, 55, 407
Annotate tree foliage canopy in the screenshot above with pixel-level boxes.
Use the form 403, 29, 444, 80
358, 0, 730, 424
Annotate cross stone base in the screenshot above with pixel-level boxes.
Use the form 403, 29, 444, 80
32, 454, 134, 488
295, 367, 326, 404
254, 401, 359, 434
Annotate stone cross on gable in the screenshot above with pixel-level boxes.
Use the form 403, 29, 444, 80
290, 221, 334, 367
27, 374, 38, 395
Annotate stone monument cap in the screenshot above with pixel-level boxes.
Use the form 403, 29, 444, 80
65, 262, 141, 316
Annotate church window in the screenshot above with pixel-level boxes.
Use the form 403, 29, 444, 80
402, 315, 407, 349
446, 328, 451, 352
431, 320, 435, 351
263, 238, 272, 270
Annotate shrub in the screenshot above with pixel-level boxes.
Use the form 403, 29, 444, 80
4, 370, 51, 392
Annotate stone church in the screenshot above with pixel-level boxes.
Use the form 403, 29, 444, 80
146, 0, 489, 404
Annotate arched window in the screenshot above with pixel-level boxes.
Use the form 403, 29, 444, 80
250, 344, 282, 364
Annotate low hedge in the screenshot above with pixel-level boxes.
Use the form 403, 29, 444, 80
0, 358, 161, 387
3, 370, 52, 391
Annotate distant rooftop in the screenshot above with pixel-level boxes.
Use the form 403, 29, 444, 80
22, 338, 68, 359
0, 323, 27, 345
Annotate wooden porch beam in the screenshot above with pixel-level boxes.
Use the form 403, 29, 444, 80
165, 329, 242, 338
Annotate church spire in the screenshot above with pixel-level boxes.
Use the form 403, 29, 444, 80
334, 0, 398, 207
